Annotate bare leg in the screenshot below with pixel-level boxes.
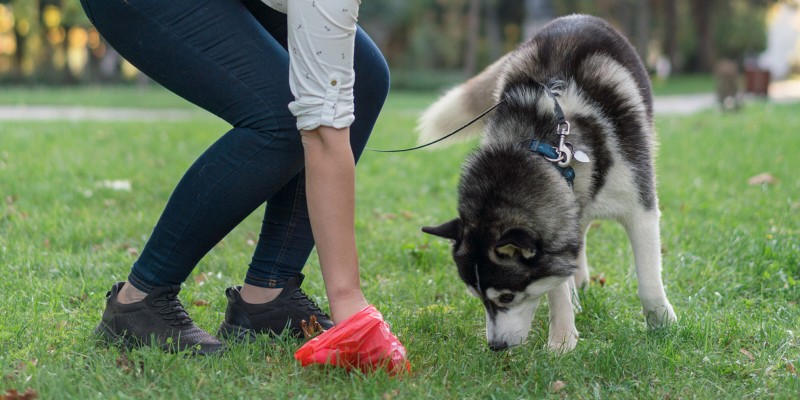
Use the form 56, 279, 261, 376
301, 125, 368, 324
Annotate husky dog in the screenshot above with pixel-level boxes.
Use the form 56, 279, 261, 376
419, 15, 676, 352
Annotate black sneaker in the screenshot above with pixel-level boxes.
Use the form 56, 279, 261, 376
95, 282, 224, 355
217, 273, 334, 341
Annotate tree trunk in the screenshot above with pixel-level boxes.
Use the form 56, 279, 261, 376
663, 0, 678, 70
690, 0, 716, 71
463, 0, 481, 77
523, 0, 555, 39
485, 0, 502, 61
635, 0, 650, 63
13, 29, 25, 80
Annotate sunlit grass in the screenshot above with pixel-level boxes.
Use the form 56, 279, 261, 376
0, 73, 718, 110
0, 91, 798, 399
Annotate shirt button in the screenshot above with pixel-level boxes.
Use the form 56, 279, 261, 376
330, 80, 338, 86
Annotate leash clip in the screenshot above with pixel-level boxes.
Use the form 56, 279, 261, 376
544, 121, 573, 167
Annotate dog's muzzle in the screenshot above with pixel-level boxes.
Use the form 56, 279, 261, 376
488, 341, 510, 352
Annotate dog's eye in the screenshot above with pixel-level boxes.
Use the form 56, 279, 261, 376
497, 293, 515, 304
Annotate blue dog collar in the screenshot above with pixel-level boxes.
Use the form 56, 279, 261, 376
528, 139, 575, 186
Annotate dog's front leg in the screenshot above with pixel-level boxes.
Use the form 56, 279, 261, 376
622, 209, 677, 328
547, 281, 579, 353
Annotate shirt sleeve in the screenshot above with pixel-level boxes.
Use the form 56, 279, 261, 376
284, 0, 360, 131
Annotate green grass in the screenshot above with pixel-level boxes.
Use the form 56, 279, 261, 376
1, 90, 799, 399
651, 74, 715, 96
0, 85, 197, 109
0, 73, 716, 110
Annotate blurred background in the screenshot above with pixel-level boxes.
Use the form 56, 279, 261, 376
0, 0, 798, 92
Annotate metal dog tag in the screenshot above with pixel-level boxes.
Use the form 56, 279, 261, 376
573, 150, 590, 163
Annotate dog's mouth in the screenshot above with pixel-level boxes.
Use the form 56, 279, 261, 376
483, 297, 542, 351
478, 275, 570, 350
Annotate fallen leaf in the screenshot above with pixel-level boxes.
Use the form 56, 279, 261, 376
747, 173, 777, 186
0, 388, 38, 400
194, 272, 209, 285
126, 247, 139, 257
550, 380, 566, 393
788, 361, 797, 375
15, 359, 36, 373
739, 348, 754, 361
590, 274, 606, 287
300, 315, 325, 340
116, 355, 132, 374
69, 293, 89, 305
115, 353, 142, 374
192, 299, 210, 307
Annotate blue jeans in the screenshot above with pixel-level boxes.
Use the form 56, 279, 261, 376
80, 0, 390, 291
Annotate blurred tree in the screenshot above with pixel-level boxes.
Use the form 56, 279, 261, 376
524, 0, 555, 38
689, 0, 716, 71
0, 0, 781, 86
484, 0, 503, 60
463, 0, 480, 76
634, 0, 650, 61
661, 0, 678, 69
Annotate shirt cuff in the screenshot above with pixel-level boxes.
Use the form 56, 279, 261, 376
289, 73, 356, 131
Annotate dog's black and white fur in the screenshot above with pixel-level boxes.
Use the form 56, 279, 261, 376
420, 15, 676, 352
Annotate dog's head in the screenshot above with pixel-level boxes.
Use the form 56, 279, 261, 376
423, 144, 581, 350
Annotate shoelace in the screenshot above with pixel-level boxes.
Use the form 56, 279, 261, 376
153, 294, 194, 327
291, 288, 325, 315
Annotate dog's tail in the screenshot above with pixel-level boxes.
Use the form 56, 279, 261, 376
416, 53, 509, 148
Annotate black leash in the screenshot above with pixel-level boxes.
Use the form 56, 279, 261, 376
540, 82, 567, 126
365, 99, 506, 153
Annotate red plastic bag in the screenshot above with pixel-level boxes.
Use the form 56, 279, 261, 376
294, 305, 411, 375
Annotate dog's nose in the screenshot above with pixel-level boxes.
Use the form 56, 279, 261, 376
488, 341, 508, 352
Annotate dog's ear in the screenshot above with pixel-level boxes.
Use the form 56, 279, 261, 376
494, 229, 537, 259
421, 218, 462, 241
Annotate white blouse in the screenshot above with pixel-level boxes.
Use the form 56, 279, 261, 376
260, 0, 360, 131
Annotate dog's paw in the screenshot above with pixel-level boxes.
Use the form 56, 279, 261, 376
573, 266, 590, 291
566, 279, 583, 314
547, 327, 579, 354
643, 302, 677, 329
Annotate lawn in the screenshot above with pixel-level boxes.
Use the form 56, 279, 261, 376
0, 72, 715, 108
0, 89, 798, 399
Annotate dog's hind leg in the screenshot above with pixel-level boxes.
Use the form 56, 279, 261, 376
547, 281, 579, 353
620, 208, 677, 329
566, 222, 592, 315
573, 222, 592, 291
